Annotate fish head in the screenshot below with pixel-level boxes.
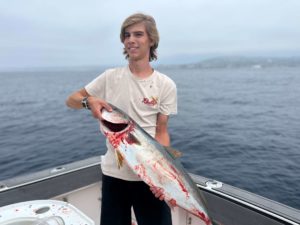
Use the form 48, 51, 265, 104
99, 105, 141, 151
99, 106, 131, 134
99, 105, 140, 166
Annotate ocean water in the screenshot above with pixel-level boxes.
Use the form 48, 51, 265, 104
0, 66, 299, 209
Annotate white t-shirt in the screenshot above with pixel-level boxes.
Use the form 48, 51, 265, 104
85, 66, 177, 181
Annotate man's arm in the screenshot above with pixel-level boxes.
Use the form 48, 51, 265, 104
66, 88, 90, 109
155, 113, 170, 146
65, 88, 111, 119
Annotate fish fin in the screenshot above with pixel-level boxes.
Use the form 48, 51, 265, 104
164, 146, 182, 159
114, 150, 124, 169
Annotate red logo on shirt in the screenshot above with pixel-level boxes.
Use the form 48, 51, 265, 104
142, 97, 158, 106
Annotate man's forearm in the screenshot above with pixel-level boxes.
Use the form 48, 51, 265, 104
155, 131, 170, 146
66, 92, 85, 109
155, 113, 171, 146
66, 88, 89, 109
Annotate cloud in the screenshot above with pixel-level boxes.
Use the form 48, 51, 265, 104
1, 0, 300, 69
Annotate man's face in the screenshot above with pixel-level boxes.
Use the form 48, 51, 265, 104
123, 22, 153, 62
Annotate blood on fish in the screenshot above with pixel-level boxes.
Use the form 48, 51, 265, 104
105, 122, 135, 148
126, 133, 141, 145
152, 159, 189, 198
192, 209, 212, 225
134, 164, 154, 187
169, 164, 189, 196
134, 164, 146, 178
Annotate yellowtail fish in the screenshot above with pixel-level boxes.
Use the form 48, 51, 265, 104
99, 104, 212, 225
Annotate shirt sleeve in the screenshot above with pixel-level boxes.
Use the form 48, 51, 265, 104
85, 70, 107, 99
159, 78, 178, 116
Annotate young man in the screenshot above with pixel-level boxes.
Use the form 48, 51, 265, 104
66, 13, 177, 225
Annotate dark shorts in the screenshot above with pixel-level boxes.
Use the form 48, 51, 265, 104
100, 174, 172, 225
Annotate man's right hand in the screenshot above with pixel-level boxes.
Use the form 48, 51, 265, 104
87, 96, 112, 120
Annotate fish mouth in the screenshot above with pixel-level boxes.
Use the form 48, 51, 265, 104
100, 120, 129, 133
100, 108, 130, 134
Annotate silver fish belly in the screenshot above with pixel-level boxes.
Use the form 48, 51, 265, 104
99, 105, 212, 225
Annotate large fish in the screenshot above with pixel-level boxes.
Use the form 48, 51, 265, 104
99, 104, 212, 225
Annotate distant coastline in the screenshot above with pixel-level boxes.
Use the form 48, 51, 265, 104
1, 56, 300, 73
158, 56, 300, 70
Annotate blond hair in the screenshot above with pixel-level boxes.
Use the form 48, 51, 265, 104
120, 13, 159, 61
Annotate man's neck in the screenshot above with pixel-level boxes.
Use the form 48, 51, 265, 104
129, 59, 153, 78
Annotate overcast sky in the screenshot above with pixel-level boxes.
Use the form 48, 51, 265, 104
1, 0, 300, 69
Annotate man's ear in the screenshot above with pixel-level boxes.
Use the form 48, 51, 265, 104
150, 39, 154, 47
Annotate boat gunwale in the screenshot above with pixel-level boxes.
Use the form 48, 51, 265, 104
190, 173, 300, 225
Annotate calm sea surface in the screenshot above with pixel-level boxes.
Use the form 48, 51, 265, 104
0, 66, 299, 209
